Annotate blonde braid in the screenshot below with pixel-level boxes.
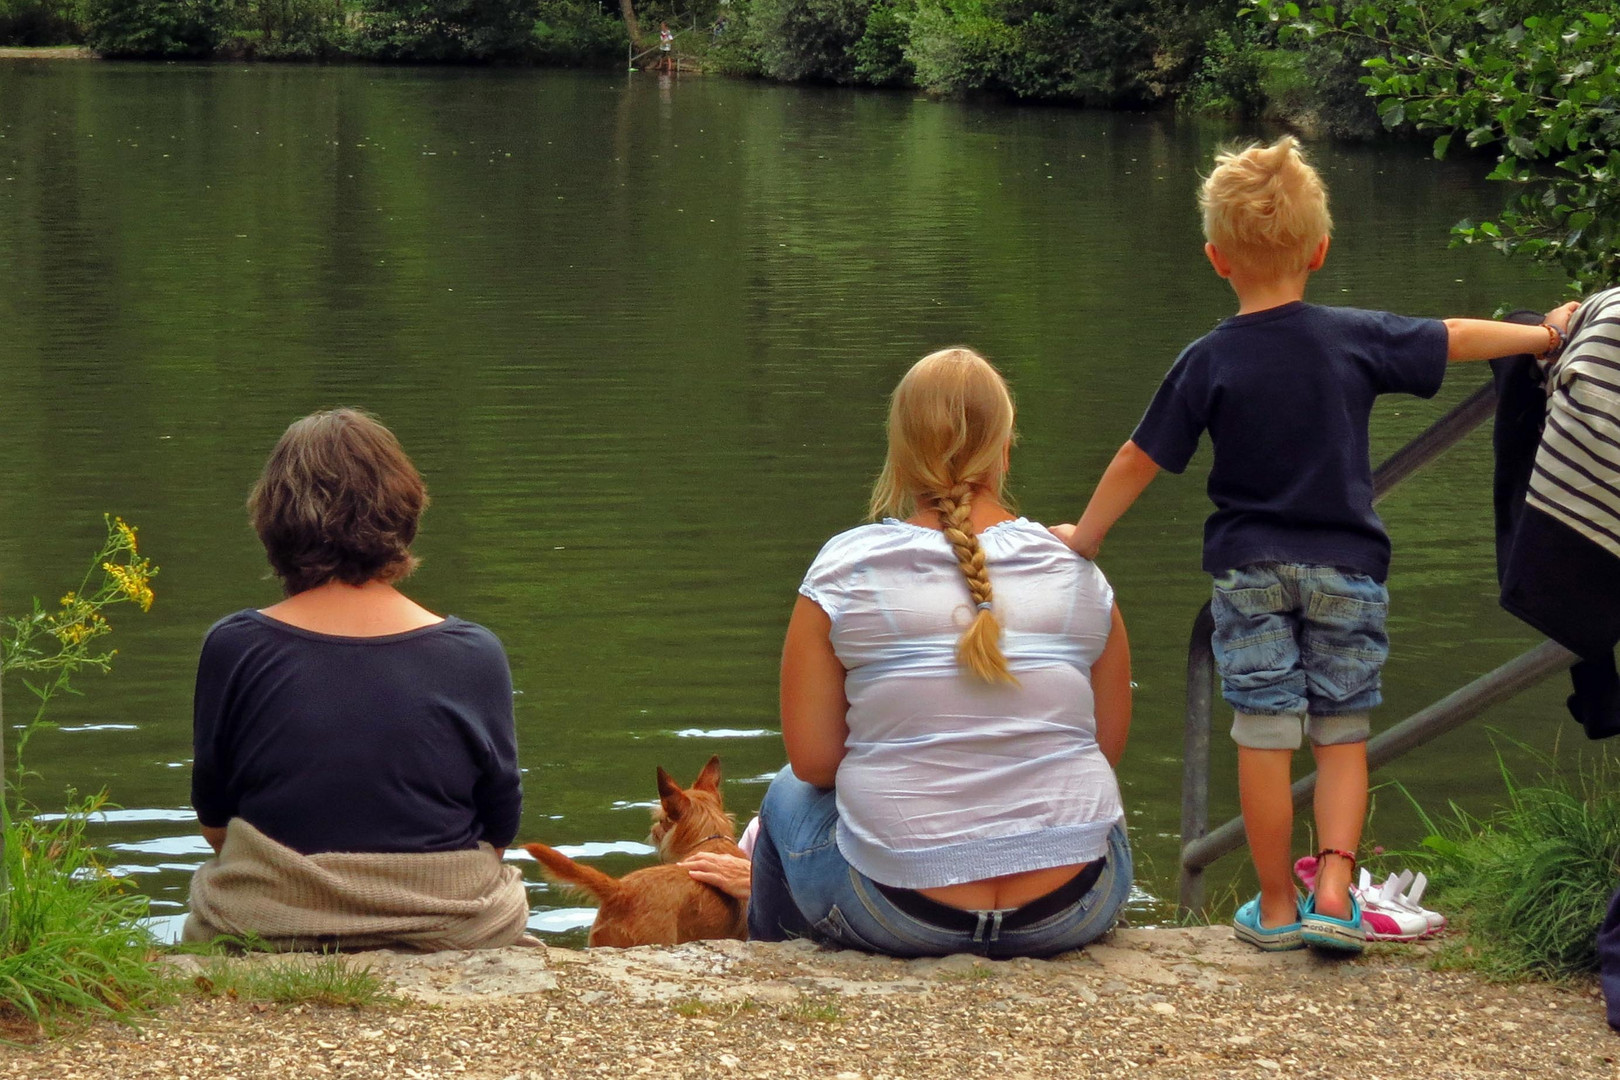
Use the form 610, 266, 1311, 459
933, 483, 1015, 685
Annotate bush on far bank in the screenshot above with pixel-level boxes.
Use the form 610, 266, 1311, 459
82, 0, 231, 55
0, 0, 81, 45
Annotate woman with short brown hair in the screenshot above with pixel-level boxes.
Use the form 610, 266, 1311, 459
185, 408, 529, 952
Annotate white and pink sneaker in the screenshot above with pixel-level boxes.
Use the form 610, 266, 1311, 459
1292, 856, 1443, 942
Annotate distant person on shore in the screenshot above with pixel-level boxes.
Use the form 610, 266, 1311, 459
659, 21, 673, 69
1051, 135, 1576, 955
184, 409, 529, 952
750, 348, 1134, 957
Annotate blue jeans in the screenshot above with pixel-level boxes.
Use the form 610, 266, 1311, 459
748, 768, 1132, 958
1211, 563, 1389, 750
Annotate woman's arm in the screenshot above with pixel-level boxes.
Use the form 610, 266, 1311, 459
1091, 604, 1132, 768
779, 596, 850, 789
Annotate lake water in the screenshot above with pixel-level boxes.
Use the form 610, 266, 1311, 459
0, 61, 1572, 941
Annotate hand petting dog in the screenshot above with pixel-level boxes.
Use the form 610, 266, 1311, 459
678, 851, 751, 901
523, 756, 749, 947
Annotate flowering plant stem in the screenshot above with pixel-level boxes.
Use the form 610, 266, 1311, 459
0, 516, 158, 897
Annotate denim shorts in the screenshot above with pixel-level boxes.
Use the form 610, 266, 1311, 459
1210, 563, 1389, 750
748, 767, 1132, 959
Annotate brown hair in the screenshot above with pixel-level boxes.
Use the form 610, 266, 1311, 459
869, 348, 1016, 684
249, 408, 429, 596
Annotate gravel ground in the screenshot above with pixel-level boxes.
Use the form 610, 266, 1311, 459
1, 928, 1615, 1079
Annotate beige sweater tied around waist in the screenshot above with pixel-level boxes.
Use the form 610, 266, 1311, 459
184, 818, 529, 952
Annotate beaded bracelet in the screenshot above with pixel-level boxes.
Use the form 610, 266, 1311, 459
1538, 321, 1568, 360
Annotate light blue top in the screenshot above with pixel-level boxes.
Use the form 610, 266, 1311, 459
799, 517, 1125, 889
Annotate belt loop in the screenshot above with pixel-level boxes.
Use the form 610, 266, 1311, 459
988, 909, 1004, 943
971, 910, 989, 944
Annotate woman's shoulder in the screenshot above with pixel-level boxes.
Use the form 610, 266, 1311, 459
804, 520, 904, 565
199, 610, 507, 657
985, 519, 1114, 591
200, 609, 268, 651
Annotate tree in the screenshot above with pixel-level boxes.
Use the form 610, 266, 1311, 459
1255, 1, 1620, 290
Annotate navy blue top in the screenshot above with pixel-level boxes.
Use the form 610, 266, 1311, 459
192, 611, 522, 856
1131, 302, 1449, 582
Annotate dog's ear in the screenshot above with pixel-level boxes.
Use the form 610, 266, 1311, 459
693, 755, 722, 794
656, 766, 691, 820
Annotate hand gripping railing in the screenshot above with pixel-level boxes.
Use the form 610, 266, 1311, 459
1176, 381, 1579, 915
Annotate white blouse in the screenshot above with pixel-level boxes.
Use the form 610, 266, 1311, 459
799, 517, 1125, 890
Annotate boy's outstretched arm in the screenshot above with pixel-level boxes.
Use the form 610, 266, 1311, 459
1052, 440, 1161, 560
1445, 301, 1577, 362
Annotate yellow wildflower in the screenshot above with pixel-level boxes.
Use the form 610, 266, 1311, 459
102, 559, 155, 613
113, 517, 138, 554
60, 592, 76, 608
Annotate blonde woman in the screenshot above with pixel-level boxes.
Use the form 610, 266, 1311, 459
749, 348, 1133, 957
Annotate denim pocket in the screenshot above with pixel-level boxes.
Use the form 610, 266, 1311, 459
811, 904, 881, 953
1304, 590, 1388, 661
1220, 583, 1288, 618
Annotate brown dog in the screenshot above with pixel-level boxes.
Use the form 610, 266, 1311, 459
523, 756, 748, 947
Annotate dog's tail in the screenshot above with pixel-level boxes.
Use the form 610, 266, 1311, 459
523, 843, 621, 904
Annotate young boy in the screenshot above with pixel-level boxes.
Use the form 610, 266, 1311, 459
1053, 136, 1575, 953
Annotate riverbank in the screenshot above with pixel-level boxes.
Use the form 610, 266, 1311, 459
1, 928, 1613, 1078
0, 46, 93, 58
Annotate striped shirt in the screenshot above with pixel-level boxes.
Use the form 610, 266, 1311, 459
1529, 287, 1620, 560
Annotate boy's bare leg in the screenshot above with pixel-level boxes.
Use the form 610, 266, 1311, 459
1238, 745, 1297, 927
1309, 740, 1368, 920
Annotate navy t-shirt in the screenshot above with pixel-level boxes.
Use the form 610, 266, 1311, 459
192, 611, 522, 856
1131, 302, 1449, 582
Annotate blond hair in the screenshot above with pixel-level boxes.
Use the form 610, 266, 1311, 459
1199, 135, 1332, 278
870, 348, 1017, 685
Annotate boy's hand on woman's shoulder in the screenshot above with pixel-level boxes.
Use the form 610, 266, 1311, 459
1049, 522, 1103, 561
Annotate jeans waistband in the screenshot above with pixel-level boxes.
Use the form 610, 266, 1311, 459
874, 857, 1106, 935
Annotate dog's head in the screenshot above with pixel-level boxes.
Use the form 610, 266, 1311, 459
648, 755, 735, 861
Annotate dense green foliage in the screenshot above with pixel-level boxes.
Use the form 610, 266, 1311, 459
81, 0, 232, 55
1254, 1, 1620, 290
531, 0, 624, 64
0, 0, 80, 44
355, 0, 541, 60
1410, 753, 1620, 981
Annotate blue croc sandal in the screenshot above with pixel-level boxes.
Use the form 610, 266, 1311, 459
1233, 894, 1305, 952
1301, 848, 1368, 954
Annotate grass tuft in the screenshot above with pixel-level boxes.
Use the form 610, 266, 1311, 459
937, 962, 996, 982
0, 797, 173, 1036
669, 997, 758, 1020
779, 998, 842, 1024
1404, 746, 1620, 982
190, 954, 399, 1009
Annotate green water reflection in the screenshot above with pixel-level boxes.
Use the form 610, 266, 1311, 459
0, 62, 1570, 937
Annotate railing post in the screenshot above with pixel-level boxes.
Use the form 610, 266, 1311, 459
1177, 602, 1216, 917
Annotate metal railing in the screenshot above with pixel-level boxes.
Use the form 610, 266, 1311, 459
1176, 381, 1579, 915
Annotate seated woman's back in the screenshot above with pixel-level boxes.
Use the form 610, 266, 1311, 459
803, 517, 1122, 891
193, 610, 520, 856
